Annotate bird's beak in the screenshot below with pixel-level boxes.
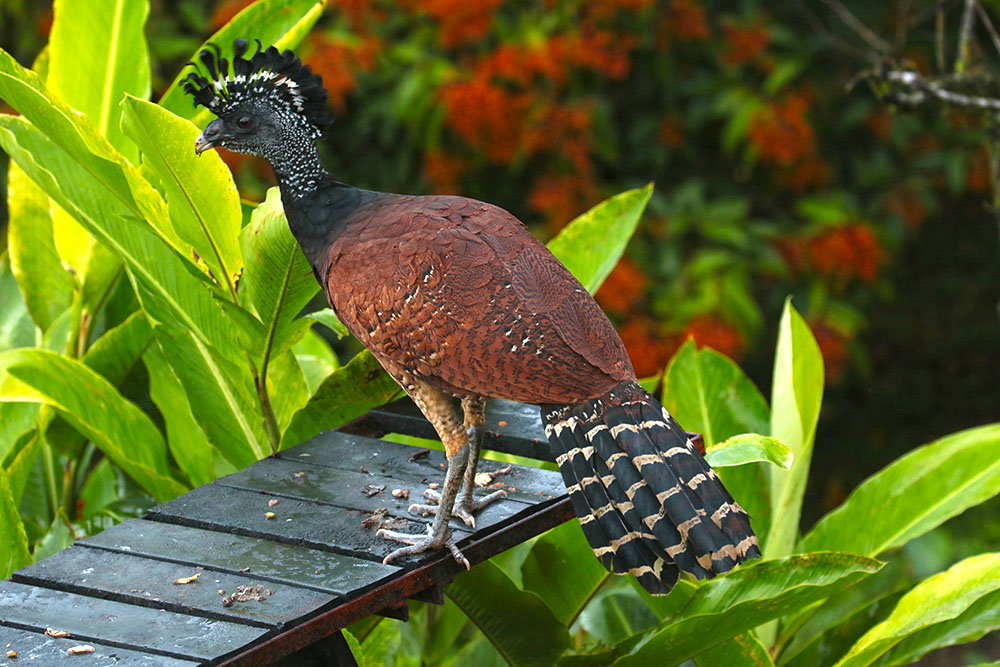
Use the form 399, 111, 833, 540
194, 118, 225, 155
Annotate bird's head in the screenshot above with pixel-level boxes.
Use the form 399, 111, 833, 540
183, 39, 332, 159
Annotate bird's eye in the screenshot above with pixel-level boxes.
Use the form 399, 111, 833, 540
236, 116, 252, 130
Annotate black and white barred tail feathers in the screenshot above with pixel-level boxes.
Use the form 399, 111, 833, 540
542, 381, 759, 595
183, 39, 333, 136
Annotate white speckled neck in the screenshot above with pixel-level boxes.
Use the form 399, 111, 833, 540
267, 130, 328, 199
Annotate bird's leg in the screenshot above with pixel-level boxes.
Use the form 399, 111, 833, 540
378, 380, 472, 568
411, 398, 507, 528
452, 398, 507, 527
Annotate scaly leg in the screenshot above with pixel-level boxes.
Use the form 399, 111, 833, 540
378, 379, 472, 568
410, 398, 507, 528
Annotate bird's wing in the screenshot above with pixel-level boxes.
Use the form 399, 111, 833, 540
327, 195, 634, 404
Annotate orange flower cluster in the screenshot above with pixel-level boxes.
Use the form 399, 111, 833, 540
441, 78, 531, 163
412, 0, 504, 48
810, 320, 848, 383
886, 185, 928, 229
722, 22, 770, 66
423, 149, 466, 194
780, 223, 886, 283
210, 0, 254, 30
664, 0, 711, 42
749, 93, 816, 167
528, 174, 602, 233
619, 319, 677, 378
595, 257, 648, 315
304, 34, 380, 111
967, 146, 993, 195
681, 315, 744, 360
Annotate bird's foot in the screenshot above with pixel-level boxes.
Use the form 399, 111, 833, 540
408, 487, 507, 528
377, 524, 470, 570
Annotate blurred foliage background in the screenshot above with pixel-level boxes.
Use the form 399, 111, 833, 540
1, 0, 999, 558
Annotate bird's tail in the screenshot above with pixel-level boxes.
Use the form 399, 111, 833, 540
541, 380, 760, 595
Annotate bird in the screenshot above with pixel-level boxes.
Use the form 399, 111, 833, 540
184, 39, 759, 594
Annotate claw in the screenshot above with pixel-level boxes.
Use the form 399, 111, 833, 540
378, 526, 470, 569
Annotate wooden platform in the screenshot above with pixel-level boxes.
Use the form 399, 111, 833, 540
0, 399, 572, 665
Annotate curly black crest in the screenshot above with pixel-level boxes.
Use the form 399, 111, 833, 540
183, 39, 333, 137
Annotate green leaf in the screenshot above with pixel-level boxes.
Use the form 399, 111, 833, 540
447, 559, 570, 667
239, 187, 320, 365
293, 328, 339, 393
0, 465, 31, 579
801, 423, 1000, 558
48, 0, 150, 160
0, 255, 35, 353
158, 0, 328, 119
706, 434, 792, 470
308, 308, 350, 339
32, 510, 74, 562
835, 553, 1000, 667
661, 340, 773, 547
766, 299, 823, 559
143, 344, 217, 487
610, 553, 882, 666
154, 327, 266, 468
520, 520, 609, 625
0, 348, 186, 502
81, 310, 153, 386
268, 348, 311, 434
0, 403, 40, 464
547, 184, 653, 294
577, 578, 659, 646
695, 632, 776, 667
0, 116, 253, 363
281, 350, 402, 449
662, 341, 770, 447
121, 96, 243, 297
0, 46, 178, 251
6, 162, 75, 331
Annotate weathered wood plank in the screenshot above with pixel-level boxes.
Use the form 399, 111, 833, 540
366, 398, 553, 461
0, 626, 199, 666
213, 457, 534, 531
12, 546, 337, 630
144, 483, 475, 563
79, 519, 399, 596
0, 580, 267, 662
277, 432, 565, 504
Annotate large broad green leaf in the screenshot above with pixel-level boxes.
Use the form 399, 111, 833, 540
6, 163, 74, 331
0, 403, 39, 465
48, 0, 150, 161
0, 349, 186, 502
143, 345, 216, 487
662, 341, 770, 446
447, 559, 570, 667
0, 466, 31, 579
800, 423, 1000, 558
547, 184, 653, 294
766, 299, 823, 559
609, 553, 882, 666
281, 350, 402, 449
159, 0, 328, 120
0, 117, 253, 363
520, 520, 609, 625
835, 553, 1000, 667
80, 310, 153, 386
661, 340, 773, 548
706, 434, 792, 470
239, 187, 320, 366
155, 327, 266, 468
779, 559, 910, 667
121, 96, 243, 297
577, 578, 659, 646
695, 633, 776, 667
268, 348, 311, 434
0, 47, 179, 252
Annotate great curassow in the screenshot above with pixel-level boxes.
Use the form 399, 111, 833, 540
184, 40, 759, 594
